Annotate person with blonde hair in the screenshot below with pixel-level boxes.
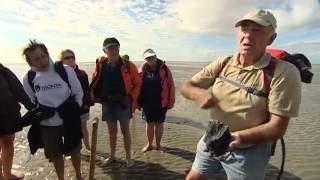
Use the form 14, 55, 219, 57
59, 49, 91, 150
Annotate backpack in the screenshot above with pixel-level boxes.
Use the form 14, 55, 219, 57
266, 48, 313, 83
218, 49, 313, 180
219, 49, 313, 97
27, 61, 71, 93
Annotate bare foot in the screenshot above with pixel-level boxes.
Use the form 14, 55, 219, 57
76, 174, 83, 180
155, 145, 164, 152
102, 157, 116, 166
84, 142, 91, 151
3, 171, 24, 180
126, 159, 134, 168
65, 155, 71, 160
141, 145, 153, 152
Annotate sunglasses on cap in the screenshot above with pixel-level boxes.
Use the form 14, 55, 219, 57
63, 56, 75, 60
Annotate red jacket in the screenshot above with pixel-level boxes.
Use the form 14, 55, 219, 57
139, 59, 175, 109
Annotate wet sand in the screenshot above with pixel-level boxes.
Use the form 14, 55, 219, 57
8, 62, 320, 179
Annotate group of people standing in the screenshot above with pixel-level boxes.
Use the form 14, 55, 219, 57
0, 8, 302, 180
0, 37, 175, 179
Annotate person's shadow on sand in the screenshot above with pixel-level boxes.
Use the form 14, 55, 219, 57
81, 151, 186, 180
80, 148, 302, 180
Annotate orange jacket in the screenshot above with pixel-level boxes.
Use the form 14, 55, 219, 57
90, 56, 141, 113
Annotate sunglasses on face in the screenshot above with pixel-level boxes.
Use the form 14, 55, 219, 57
104, 45, 119, 51
63, 56, 75, 60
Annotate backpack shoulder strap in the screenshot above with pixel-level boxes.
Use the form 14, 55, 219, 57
217, 56, 274, 98
97, 56, 107, 64
27, 70, 36, 92
217, 56, 232, 77
122, 58, 131, 73
162, 61, 169, 78
54, 61, 71, 89
262, 58, 277, 93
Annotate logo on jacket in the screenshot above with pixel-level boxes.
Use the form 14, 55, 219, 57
35, 83, 63, 92
35, 85, 41, 92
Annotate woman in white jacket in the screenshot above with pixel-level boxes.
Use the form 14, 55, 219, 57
22, 40, 83, 180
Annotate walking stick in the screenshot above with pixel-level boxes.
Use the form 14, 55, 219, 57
89, 117, 99, 180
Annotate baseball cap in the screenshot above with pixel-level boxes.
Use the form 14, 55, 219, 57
143, 49, 156, 59
103, 37, 120, 48
235, 9, 277, 30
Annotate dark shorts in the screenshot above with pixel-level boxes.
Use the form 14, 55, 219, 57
40, 126, 81, 162
0, 114, 22, 137
143, 106, 167, 123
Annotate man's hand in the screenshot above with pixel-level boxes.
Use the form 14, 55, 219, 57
181, 80, 218, 109
228, 132, 242, 151
196, 89, 217, 109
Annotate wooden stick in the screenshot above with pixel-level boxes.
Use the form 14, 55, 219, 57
89, 117, 99, 180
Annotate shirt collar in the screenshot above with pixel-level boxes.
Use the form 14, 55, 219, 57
229, 52, 272, 70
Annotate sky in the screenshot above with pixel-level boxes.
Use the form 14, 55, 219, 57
0, 0, 320, 64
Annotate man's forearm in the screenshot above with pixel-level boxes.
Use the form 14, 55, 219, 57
181, 80, 204, 101
235, 115, 289, 146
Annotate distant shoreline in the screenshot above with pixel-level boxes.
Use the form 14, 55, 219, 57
3, 61, 320, 65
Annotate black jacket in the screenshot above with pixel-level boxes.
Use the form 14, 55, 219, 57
74, 65, 90, 114
0, 63, 34, 136
27, 96, 82, 154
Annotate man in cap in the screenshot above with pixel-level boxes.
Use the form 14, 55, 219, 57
182, 9, 301, 180
90, 37, 140, 167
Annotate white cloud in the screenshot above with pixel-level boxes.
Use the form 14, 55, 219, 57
0, 37, 26, 63
273, 0, 320, 31
159, 0, 320, 35
0, 0, 319, 63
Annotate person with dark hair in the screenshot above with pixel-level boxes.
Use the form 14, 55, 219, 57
0, 63, 34, 180
59, 49, 91, 151
22, 40, 84, 180
90, 37, 140, 167
122, 54, 130, 61
182, 9, 301, 180
138, 49, 175, 152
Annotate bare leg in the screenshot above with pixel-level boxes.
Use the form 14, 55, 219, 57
104, 121, 117, 164
119, 120, 131, 160
0, 134, 24, 179
141, 123, 154, 152
120, 120, 134, 167
71, 152, 82, 180
155, 122, 164, 150
0, 147, 3, 179
81, 121, 90, 150
52, 156, 65, 180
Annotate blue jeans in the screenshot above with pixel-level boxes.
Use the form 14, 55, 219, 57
192, 135, 271, 180
102, 96, 132, 122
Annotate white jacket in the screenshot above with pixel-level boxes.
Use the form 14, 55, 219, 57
23, 58, 83, 126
